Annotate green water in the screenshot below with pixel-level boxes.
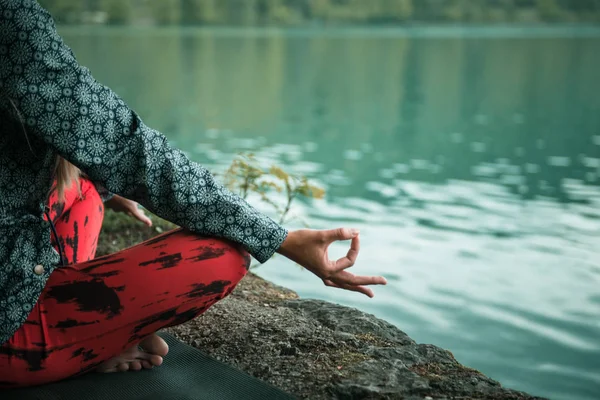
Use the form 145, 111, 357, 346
62, 27, 600, 399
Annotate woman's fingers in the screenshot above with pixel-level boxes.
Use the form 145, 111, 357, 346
333, 235, 360, 272
330, 270, 387, 287
323, 279, 375, 298
281, 228, 386, 298
127, 202, 152, 226
325, 227, 359, 243
132, 208, 152, 226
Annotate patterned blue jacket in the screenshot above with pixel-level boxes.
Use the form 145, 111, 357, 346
0, 0, 288, 345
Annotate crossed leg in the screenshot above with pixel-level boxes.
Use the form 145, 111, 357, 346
0, 179, 250, 388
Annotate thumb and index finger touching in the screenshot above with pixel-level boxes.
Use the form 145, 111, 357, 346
322, 227, 388, 289
322, 228, 360, 271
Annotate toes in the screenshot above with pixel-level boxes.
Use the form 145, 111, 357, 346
139, 334, 169, 357
151, 354, 163, 367
133, 348, 163, 367
129, 360, 142, 371
95, 336, 167, 375
96, 366, 117, 373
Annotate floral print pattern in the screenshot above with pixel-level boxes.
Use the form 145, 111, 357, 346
0, 0, 288, 346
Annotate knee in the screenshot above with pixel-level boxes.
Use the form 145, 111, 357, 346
179, 233, 250, 281
229, 242, 251, 281
237, 245, 252, 271
187, 240, 250, 301
212, 241, 250, 293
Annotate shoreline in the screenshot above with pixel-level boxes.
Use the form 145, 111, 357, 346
57, 24, 600, 38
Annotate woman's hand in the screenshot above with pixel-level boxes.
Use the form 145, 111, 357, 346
104, 195, 153, 227
276, 228, 387, 297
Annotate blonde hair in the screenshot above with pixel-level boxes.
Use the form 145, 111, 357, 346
53, 157, 81, 202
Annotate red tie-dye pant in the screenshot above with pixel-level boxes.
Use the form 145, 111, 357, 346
0, 178, 250, 388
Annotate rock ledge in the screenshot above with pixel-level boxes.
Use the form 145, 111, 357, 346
165, 273, 543, 400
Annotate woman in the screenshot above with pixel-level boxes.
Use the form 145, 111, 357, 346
0, 0, 386, 387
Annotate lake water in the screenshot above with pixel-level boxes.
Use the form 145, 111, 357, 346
61, 27, 600, 400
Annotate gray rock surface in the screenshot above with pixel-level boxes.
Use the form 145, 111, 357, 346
165, 273, 544, 400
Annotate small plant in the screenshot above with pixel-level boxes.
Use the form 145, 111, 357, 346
223, 153, 325, 225
222, 153, 325, 268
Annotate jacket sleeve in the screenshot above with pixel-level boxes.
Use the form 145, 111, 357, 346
0, 0, 287, 263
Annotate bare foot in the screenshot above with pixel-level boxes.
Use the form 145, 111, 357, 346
96, 334, 169, 373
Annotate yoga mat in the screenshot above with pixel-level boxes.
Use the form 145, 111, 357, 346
2, 332, 295, 400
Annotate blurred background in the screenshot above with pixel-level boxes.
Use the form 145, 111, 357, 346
40, 1, 599, 399
37, 0, 600, 25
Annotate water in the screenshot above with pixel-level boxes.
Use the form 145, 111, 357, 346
61, 27, 600, 399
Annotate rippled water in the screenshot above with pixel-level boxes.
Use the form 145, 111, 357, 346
62, 27, 600, 399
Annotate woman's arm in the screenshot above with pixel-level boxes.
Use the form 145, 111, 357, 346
0, 0, 286, 263
1, 0, 386, 295
104, 194, 153, 227
83, 170, 150, 225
